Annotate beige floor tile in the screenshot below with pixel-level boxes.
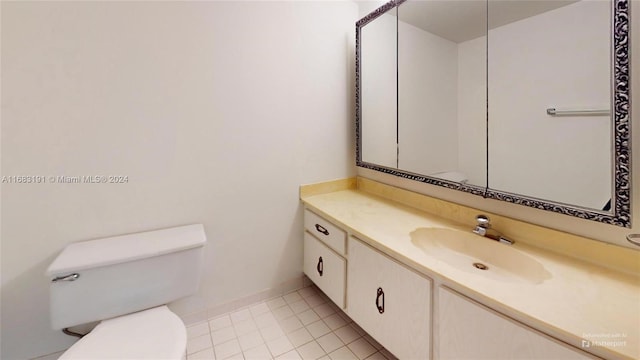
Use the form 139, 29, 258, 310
289, 299, 311, 314
297, 309, 320, 326
209, 315, 233, 331
249, 302, 270, 317
305, 320, 331, 339
238, 330, 264, 351
267, 297, 287, 310
365, 352, 387, 360
234, 318, 258, 336
297, 287, 319, 299
316, 332, 343, 354
243, 343, 273, 360
211, 326, 237, 346
182, 286, 396, 360
214, 339, 241, 360
188, 334, 214, 354
347, 338, 376, 359
266, 336, 295, 357
279, 315, 304, 333
287, 327, 314, 348
283, 291, 303, 304
275, 349, 302, 360
273, 305, 295, 321
188, 322, 211, 339
323, 314, 346, 331
296, 340, 326, 360
230, 309, 252, 324
304, 294, 326, 308
311, 303, 335, 319
333, 325, 361, 345
188, 347, 215, 360
254, 312, 279, 329
260, 323, 286, 342
328, 346, 358, 360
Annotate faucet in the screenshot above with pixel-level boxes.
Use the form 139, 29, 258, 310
472, 215, 514, 245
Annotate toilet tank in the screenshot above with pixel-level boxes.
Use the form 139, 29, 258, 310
46, 224, 206, 330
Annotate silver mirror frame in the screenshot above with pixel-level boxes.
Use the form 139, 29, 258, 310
355, 0, 631, 227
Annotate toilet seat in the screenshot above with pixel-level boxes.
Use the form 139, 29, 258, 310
59, 306, 186, 359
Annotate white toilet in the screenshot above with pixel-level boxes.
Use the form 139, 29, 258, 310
46, 224, 206, 359
429, 170, 468, 184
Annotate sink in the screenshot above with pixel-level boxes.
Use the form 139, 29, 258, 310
410, 228, 551, 284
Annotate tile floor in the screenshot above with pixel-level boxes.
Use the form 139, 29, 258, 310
186, 285, 398, 360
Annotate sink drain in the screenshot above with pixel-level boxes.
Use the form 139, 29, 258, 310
473, 262, 489, 270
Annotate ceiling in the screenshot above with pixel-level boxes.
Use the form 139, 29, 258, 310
364, 0, 581, 43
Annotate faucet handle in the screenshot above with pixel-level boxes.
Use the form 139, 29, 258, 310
476, 214, 491, 228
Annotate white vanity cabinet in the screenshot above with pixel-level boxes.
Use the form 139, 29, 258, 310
347, 236, 432, 360
438, 287, 595, 359
302, 204, 601, 360
303, 209, 347, 308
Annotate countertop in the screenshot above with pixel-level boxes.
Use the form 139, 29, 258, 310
301, 186, 640, 360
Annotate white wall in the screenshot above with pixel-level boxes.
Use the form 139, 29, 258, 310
360, 0, 640, 250
398, 20, 459, 176
488, 0, 611, 209
0, 1, 357, 359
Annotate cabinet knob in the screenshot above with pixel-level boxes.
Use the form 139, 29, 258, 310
376, 287, 385, 314
317, 257, 324, 276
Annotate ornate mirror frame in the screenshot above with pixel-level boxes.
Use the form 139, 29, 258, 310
355, 0, 631, 227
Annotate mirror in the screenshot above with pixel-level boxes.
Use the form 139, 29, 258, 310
397, 1, 487, 188
487, 0, 611, 210
360, 5, 397, 169
356, 0, 630, 227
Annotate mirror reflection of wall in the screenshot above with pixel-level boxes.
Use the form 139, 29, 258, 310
397, 1, 487, 187
487, 0, 611, 210
361, 7, 397, 169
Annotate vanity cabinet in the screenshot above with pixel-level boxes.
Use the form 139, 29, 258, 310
438, 287, 595, 359
347, 236, 432, 359
302, 204, 604, 360
303, 210, 347, 308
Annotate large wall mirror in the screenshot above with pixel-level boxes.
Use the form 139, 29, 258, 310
356, 0, 631, 227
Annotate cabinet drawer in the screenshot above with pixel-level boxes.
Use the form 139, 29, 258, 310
303, 232, 346, 308
304, 209, 346, 256
347, 236, 431, 359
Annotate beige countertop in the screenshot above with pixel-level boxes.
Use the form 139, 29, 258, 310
301, 181, 640, 360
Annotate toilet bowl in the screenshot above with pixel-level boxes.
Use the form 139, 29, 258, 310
47, 224, 206, 359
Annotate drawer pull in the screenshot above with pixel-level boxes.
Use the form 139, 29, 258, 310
376, 287, 385, 314
315, 224, 330, 236
317, 256, 324, 276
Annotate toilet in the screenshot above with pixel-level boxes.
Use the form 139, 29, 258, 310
429, 170, 468, 184
46, 224, 206, 359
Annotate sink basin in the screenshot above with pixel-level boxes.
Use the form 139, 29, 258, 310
410, 228, 551, 284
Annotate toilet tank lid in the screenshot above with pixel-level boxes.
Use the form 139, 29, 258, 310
46, 224, 206, 276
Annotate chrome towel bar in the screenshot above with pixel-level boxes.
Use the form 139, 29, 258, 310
546, 108, 610, 116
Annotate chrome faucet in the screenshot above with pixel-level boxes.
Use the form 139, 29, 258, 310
472, 215, 514, 245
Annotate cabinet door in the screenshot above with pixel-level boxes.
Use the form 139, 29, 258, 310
438, 287, 595, 359
303, 232, 346, 308
348, 237, 431, 359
